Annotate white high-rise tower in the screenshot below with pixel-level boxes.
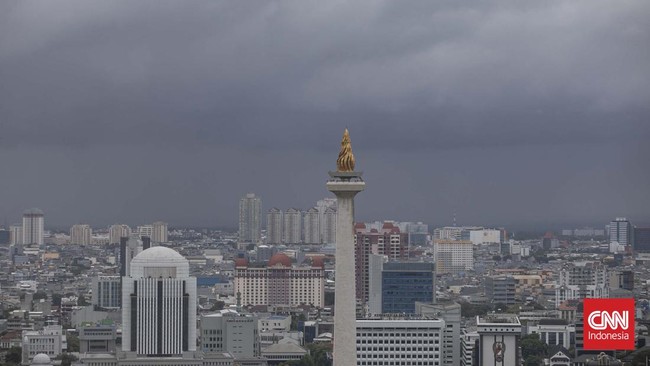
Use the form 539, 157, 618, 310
22, 208, 44, 245
327, 129, 365, 365
122, 246, 197, 357
239, 193, 262, 244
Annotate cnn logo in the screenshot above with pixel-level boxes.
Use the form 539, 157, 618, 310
583, 298, 634, 350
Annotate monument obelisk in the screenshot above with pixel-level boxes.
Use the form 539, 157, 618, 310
327, 129, 365, 365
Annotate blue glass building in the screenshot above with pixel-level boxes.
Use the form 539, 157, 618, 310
379, 262, 435, 314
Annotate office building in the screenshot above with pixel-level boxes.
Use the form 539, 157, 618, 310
234, 253, 324, 307
609, 269, 634, 291
554, 262, 609, 308
266, 208, 283, 245
21, 325, 67, 364
10, 224, 22, 245
634, 227, 650, 252
0, 229, 10, 245
416, 302, 461, 366
121, 246, 197, 356
109, 224, 131, 245
356, 316, 445, 366
461, 329, 479, 366
485, 276, 517, 306
434, 240, 474, 274
327, 129, 364, 365
70, 224, 92, 245
368, 257, 435, 314
152, 221, 168, 243
136, 225, 153, 238
609, 217, 632, 247
79, 324, 117, 353
120, 236, 143, 278
22, 208, 44, 245
92, 276, 121, 309
355, 222, 409, 302
200, 309, 260, 358
239, 193, 262, 244
465, 228, 503, 245
476, 314, 521, 366
434, 226, 464, 241
405, 222, 429, 246
283, 208, 302, 244
303, 207, 320, 244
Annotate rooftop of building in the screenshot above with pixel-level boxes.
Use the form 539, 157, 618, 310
477, 314, 521, 325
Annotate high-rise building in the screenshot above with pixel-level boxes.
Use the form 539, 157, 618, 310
283, 208, 302, 244
121, 246, 197, 357
9, 224, 22, 245
0, 229, 10, 245
152, 221, 168, 243
109, 224, 131, 245
356, 316, 445, 365
554, 261, 609, 308
634, 227, 650, 252
321, 207, 337, 244
485, 276, 517, 306
22, 208, 44, 245
120, 236, 143, 278
433, 226, 464, 241
355, 222, 409, 302
434, 240, 474, 274
200, 310, 261, 358
461, 329, 479, 366
70, 224, 92, 245
266, 208, 283, 245
316, 198, 337, 244
327, 129, 364, 365
476, 314, 522, 366
239, 193, 261, 244
136, 225, 153, 238
303, 207, 320, 244
368, 257, 436, 314
416, 302, 462, 366
609, 217, 632, 247
234, 254, 324, 307
92, 276, 121, 309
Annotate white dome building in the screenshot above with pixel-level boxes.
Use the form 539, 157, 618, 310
122, 246, 197, 356
31, 353, 52, 366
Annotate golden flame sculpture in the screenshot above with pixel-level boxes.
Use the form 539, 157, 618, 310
336, 128, 356, 172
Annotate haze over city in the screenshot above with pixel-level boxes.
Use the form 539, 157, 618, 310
1, 1, 648, 229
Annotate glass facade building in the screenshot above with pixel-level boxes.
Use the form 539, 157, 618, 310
381, 262, 435, 314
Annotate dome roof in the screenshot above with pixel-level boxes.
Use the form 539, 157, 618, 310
268, 253, 292, 267
131, 246, 186, 264
32, 353, 51, 365
310, 256, 325, 268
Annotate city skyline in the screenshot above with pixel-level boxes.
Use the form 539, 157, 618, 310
1, 1, 648, 229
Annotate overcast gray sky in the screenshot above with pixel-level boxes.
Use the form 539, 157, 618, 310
1, 0, 648, 230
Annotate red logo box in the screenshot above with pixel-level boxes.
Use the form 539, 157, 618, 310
583, 298, 635, 350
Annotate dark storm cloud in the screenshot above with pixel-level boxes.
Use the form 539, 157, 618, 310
0, 0, 648, 229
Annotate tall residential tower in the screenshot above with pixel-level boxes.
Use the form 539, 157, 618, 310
239, 193, 262, 244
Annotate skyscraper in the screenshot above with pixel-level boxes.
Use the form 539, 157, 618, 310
321, 207, 337, 244
109, 224, 131, 245
122, 246, 197, 357
609, 217, 632, 247
266, 208, 283, 245
434, 240, 474, 274
634, 227, 650, 252
327, 129, 364, 366
9, 224, 22, 245
283, 208, 302, 244
151, 221, 168, 243
239, 193, 261, 244
70, 224, 92, 245
22, 208, 44, 245
303, 207, 320, 244
368, 259, 436, 314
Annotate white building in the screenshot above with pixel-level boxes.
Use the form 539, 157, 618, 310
70, 224, 92, 245
461, 329, 479, 366
433, 226, 464, 241
476, 314, 521, 366
468, 229, 502, 245
136, 225, 153, 238
21, 325, 67, 364
109, 224, 132, 244
283, 208, 302, 244
152, 221, 168, 243
303, 208, 320, 245
356, 317, 445, 366
526, 319, 574, 349
239, 193, 262, 244
22, 208, 44, 245
10, 224, 23, 245
200, 310, 260, 358
266, 208, 283, 245
609, 217, 632, 247
121, 246, 197, 356
554, 261, 609, 308
434, 240, 474, 274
